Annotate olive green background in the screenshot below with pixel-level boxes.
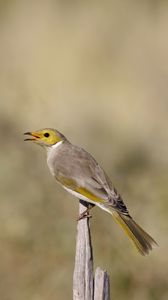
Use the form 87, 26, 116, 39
0, 1, 168, 299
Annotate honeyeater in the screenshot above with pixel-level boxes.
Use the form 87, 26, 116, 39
24, 128, 157, 255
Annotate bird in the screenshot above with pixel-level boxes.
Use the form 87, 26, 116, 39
24, 128, 157, 255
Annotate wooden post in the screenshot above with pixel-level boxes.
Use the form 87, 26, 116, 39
94, 268, 110, 300
73, 201, 110, 300
73, 201, 94, 300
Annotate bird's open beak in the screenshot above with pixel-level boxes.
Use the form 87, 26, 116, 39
24, 132, 41, 141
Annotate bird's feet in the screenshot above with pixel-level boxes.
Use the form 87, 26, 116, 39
77, 208, 92, 221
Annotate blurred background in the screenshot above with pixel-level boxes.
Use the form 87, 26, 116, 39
0, 0, 168, 299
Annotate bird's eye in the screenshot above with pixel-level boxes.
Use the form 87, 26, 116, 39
44, 132, 50, 137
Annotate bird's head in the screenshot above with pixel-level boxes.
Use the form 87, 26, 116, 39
24, 128, 66, 147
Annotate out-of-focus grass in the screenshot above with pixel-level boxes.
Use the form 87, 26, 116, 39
0, 1, 168, 299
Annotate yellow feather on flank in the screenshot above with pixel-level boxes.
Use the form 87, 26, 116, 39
112, 211, 157, 255
76, 187, 105, 204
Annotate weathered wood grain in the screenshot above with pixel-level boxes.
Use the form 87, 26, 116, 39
73, 201, 110, 300
73, 201, 94, 300
94, 267, 110, 300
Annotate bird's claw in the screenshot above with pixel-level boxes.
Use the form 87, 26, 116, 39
77, 211, 92, 221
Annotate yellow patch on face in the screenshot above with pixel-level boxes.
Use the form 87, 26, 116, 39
37, 129, 62, 145
24, 128, 63, 146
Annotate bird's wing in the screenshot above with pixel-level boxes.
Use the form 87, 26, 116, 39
55, 171, 109, 204
89, 163, 129, 215
55, 151, 129, 215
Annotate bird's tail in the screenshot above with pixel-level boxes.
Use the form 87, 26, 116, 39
112, 211, 157, 255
